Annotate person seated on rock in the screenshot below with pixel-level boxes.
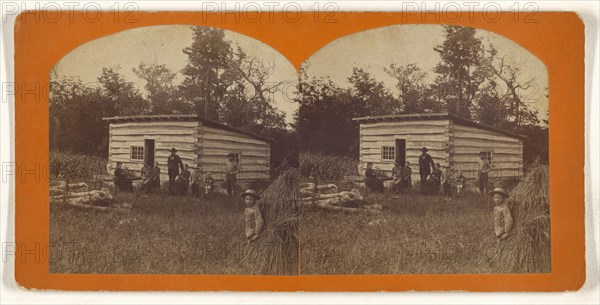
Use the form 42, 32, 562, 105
365, 162, 384, 193
114, 162, 133, 192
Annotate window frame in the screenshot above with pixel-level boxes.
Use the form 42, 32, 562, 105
381, 146, 395, 161
130, 145, 144, 161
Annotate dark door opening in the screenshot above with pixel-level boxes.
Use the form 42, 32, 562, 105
395, 139, 406, 166
144, 139, 155, 166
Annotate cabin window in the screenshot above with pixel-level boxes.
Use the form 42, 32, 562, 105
130, 146, 144, 161
381, 146, 395, 161
480, 151, 493, 165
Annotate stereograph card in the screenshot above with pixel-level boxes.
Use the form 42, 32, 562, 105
10, 9, 585, 292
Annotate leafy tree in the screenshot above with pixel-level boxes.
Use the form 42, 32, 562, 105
384, 63, 442, 113
433, 25, 486, 118
133, 61, 192, 114
298, 76, 356, 156
348, 68, 399, 115
179, 27, 235, 120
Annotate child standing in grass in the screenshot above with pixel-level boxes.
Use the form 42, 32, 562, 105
456, 170, 466, 195
190, 167, 202, 200
490, 188, 513, 242
441, 163, 454, 199
242, 189, 264, 243
204, 172, 215, 195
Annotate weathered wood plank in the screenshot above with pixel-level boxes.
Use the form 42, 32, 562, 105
454, 139, 522, 148
111, 135, 197, 143
202, 132, 268, 146
361, 120, 450, 129
453, 124, 521, 141
111, 130, 198, 136
201, 142, 269, 151
111, 121, 199, 128
361, 128, 447, 137
202, 149, 269, 158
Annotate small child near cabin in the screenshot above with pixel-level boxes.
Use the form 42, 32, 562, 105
490, 188, 513, 242
242, 189, 264, 242
441, 163, 454, 199
456, 170, 466, 194
204, 172, 215, 195
190, 167, 202, 199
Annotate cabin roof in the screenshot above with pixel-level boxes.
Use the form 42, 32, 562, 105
102, 114, 275, 143
353, 113, 525, 140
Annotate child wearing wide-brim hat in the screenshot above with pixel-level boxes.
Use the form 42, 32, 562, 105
241, 189, 264, 242
490, 187, 513, 241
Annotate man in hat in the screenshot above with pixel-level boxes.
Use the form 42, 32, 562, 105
478, 152, 492, 198
225, 153, 239, 197
167, 148, 184, 194
418, 147, 435, 194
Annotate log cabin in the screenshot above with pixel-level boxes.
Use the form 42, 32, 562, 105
102, 114, 272, 182
353, 113, 525, 182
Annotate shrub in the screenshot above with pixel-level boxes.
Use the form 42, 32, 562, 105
50, 151, 107, 180
299, 152, 359, 181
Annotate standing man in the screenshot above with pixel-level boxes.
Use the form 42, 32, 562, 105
167, 148, 184, 194
225, 153, 239, 197
418, 147, 435, 194
478, 152, 492, 199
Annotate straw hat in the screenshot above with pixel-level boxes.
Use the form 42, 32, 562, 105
489, 187, 509, 198
240, 189, 260, 200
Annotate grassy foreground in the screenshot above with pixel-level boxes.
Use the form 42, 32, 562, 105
50, 191, 256, 274
299, 191, 507, 274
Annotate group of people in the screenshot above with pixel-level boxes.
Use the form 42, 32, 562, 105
113, 148, 240, 199
363, 147, 512, 241
364, 147, 493, 199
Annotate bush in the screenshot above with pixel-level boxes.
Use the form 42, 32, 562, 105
50, 151, 107, 180
299, 152, 359, 181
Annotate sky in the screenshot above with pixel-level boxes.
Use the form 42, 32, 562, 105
51, 25, 299, 123
303, 24, 549, 123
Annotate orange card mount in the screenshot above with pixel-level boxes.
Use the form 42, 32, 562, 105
14, 11, 584, 291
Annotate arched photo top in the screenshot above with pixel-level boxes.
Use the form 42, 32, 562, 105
301, 24, 548, 125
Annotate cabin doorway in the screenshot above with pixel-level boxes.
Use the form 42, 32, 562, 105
144, 139, 155, 166
395, 139, 406, 166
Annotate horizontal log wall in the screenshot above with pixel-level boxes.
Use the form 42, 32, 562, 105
108, 121, 200, 182
359, 120, 450, 181
200, 124, 270, 180
450, 122, 523, 180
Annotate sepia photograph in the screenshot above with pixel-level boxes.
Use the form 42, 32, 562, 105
298, 24, 550, 274
48, 25, 299, 275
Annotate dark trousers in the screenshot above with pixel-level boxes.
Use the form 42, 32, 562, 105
419, 172, 428, 194
191, 183, 199, 198
478, 173, 489, 195
225, 174, 236, 196
168, 169, 179, 194
443, 182, 452, 198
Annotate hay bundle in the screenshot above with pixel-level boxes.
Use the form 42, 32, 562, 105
239, 168, 299, 275
493, 164, 551, 273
